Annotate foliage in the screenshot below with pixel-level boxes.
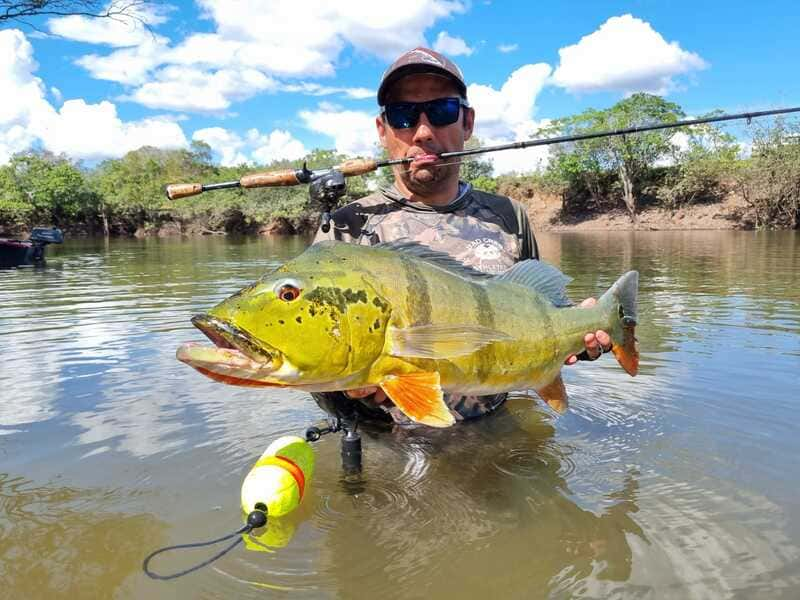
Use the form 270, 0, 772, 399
654, 120, 740, 209
0, 151, 92, 226
735, 118, 800, 229
469, 175, 498, 194
459, 137, 495, 186
543, 93, 686, 219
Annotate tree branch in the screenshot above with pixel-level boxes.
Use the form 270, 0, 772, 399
0, 0, 150, 25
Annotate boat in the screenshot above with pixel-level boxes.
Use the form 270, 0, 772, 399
0, 227, 64, 268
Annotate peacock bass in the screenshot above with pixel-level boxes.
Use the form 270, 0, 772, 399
177, 241, 639, 427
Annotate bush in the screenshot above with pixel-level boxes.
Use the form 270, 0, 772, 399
735, 120, 800, 229
470, 175, 498, 194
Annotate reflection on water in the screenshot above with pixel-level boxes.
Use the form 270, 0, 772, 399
0, 473, 165, 598
1, 231, 799, 598
298, 402, 646, 599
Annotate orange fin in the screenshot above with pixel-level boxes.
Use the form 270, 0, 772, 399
536, 374, 569, 414
612, 321, 639, 376
379, 371, 455, 428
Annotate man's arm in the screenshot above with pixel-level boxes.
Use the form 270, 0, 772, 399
514, 203, 539, 260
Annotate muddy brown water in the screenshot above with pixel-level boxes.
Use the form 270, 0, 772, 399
1, 231, 798, 599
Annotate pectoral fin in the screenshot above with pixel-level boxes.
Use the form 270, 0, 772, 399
388, 324, 512, 359
379, 371, 455, 428
536, 374, 569, 414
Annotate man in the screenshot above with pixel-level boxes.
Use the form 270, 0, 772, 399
312, 47, 610, 426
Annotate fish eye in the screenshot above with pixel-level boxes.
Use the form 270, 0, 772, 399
277, 283, 301, 302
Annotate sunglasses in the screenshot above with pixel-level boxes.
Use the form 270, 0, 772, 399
382, 97, 470, 129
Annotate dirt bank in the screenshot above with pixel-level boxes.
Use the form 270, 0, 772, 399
514, 189, 749, 232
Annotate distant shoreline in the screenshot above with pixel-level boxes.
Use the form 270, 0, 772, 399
0, 188, 777, 240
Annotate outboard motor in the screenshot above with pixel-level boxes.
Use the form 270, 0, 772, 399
29, 227, 64, 245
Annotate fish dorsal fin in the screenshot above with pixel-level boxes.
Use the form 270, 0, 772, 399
373, 241, 492, 280
494, 260, 573, 307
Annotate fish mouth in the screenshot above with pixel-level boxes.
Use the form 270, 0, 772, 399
176, 314, 283, 386
191, 314, 275, 363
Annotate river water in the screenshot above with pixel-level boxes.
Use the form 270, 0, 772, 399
1, 231, 798, 599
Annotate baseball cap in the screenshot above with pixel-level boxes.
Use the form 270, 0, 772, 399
377, 47, 467, 106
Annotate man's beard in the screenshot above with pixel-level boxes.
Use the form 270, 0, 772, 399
396, 160, 461, 196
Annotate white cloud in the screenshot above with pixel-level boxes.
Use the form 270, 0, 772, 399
249, 129, 308, 164
0, 125, 38, 164
192, 127, 249, 166
465, 63, 553, 175
67, 1, 468, 112
125, 66, 277, 112
0, 29, 187, 164
433, 31, 473, 56
50, 86, 62, 104
497, 43, 518, 53
551, 14, 707, 95
192, 126, 308, 166
0, 29, 57, 162
299, 105, 379, 157
76, 36, 169, 85
279, 82, 374, 100
469, 63, 551, 139
37, 100, 187, 160
480, 132, 551, 176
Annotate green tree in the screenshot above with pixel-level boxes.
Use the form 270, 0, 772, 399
460, 137, 495, 186
0, 164, 31, 226
656, 115, 740, 209
0, 151, 91, 226
545, 93, 685, 219
735, 118, 800, 229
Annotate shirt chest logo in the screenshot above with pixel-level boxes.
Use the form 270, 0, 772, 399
468, 237, 505, 261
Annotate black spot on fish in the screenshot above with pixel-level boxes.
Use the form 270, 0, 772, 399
296, 316, 302, 323
373, 319, 380, 331
343, 288, 367, 304
372, 296, 390, 313
306, 287, 348, 313
278, 319, 285, 325
309, 306, 316, 317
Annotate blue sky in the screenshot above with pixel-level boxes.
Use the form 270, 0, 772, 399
2, 0, 799, 173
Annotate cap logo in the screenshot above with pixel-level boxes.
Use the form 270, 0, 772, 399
407, 49, 443, 67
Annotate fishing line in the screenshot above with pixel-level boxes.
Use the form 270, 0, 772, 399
396, 157, 486, 175
142, 509, 267, 580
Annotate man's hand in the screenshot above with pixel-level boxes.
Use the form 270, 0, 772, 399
564, 297, 612, 366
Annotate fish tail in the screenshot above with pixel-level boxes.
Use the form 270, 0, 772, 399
599, 271, 639, 376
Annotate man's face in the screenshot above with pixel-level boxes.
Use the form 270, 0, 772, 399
376, 73, 475, 197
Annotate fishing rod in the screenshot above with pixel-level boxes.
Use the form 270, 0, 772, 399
165, 105, 800, 203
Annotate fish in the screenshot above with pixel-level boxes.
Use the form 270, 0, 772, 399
177, 241, 639, 428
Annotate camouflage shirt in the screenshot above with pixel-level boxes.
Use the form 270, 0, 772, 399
311, 182, 539, 425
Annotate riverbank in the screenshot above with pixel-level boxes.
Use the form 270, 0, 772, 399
518, 189, 749, 232
0, 189, 764, 239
